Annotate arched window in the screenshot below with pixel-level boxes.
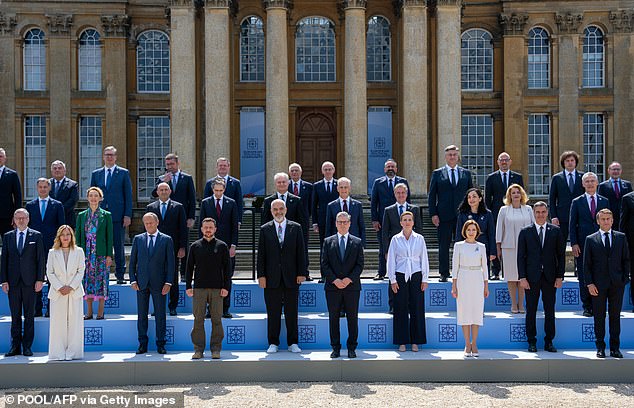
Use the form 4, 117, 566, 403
461, 29, 493, 91
528, 27, 550, 89
24, 28, 46, 91
79, 29, 102, 91
240, 16, 265, 82
136, 30, 170, 93
296, 17, 336, 82
367, 16, 391, 82
583, 26, 604, 88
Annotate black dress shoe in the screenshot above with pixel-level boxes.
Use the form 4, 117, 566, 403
347, 349, 357, 358
388, 307, 394, 315
528, 344, 538, 353
373, 274, 384, 281
583, 309, 593, 317
151, 312, 156, 317
330, 349, 340, 358
157, 346, 167, 354
117, 279, 125, 285
96, 315, 105, 320
439, 277, 448, 283
5, 346, 21, 357
490, 275, 500, 281
305, 276, 314, 282
339, 310, 346, 318
610, 350, 624, 359
136, 346, 148, 354
22, 348, 33, 357
34, 312, 43, 318
44, 311, 50, 318
222, 312, 233, 319
169, 309, 177, 316
544, 343, 557, 353
318, 279, 325, 283
596, 349, 606, 358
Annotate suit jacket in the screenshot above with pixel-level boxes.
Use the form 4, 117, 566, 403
620, 191, 634, 245
321, 234, 364, 291
548, 170, 584, 224
147, 200, 187, 250
203, 175, 244, 223
46, 247, 85, 301
428, 166, 474, 222
90, 166, 133, 221
311, 178, 339, 227
0, 167, 22, 220
261, 193, 308, 234
49, 177, 79, 229
370, 175, 410, 223
75, 207, 114, 258
256, 220, 307, 288
583, 230, 630, 290
288, 180, 313, 221
151, 172, 197, 220
381, 203, 422, 251
517, 223, 566, 283
0, 228, 46, 286
569, 194, 609, 247
485, 170, 524, 219
455, 210, 497, 256
598, 179, 633, 231
25, 197, 65, 250
199, 195, 239, 246
325, 198, 366, 246
129, 231, 175, 290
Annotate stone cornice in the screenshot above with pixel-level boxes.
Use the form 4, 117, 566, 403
341, 0, 367, 9
436, 0, 461, 6
0, 12, 18, 36
205, 0, 232, 8
499, 13, 528, 36
46, 14, 73, 36
609, 10, 633, 33
262, 0, 292, 10
101, 15, 130, 38
169, 0, 195, 6
401, 0, 427, 6
555, 12, 583, 34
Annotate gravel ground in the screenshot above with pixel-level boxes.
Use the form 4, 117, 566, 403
3, 382, 634, 407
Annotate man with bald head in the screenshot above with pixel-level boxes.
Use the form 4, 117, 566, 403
598, 162, 632, 231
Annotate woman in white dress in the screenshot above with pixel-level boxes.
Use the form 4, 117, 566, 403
495, 184, 535, 313
47, 225, 86, 361
452, 220, 489, 357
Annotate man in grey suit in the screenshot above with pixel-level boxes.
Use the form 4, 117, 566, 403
129, 212, 175, 355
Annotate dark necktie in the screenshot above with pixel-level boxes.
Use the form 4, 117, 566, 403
502, 172, 507, 189
399, 205, 404, 216
18, 231, 24, 254
294, 182, 299, 196
161, 202, 167, 219
343, 199, 348, 213
339, 235, 346, 260
590, 195, 596, 220
172, 173, 178, 192
388, 179, 393, 191
280, 194, 285, 203
538, 226, 544, 248
216, 199, 222, 218
54, 180, 60, 196
568, 173, 574, 192
614, 179, 620, 200
106, 168, 112, 189
604, 232, 611, 252
451, 168, 456, 187
148, 234, 155, 255
326, 181, 331, 194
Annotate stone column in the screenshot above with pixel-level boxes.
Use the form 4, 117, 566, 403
0, 13, 17, 162
401, 0, 428, 194
342, 0, 367, 194
170, 0, 198, 182
263, 0, 290, 193
435, 0, 462, 165
204, 0, 232, 181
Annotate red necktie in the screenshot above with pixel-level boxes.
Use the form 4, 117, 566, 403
590, 195, 596, 219
343, 199, 348, 213
614, 180, 621, 200
294, 182, 299, 196
216, 199, 222, 218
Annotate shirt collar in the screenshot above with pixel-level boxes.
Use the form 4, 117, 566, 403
39, 196, 49, 201
105, 165, 116, 171
446, 164, 458, 171
337, 232, 348, 241
535, 222, 547, 229
586, 192, 596, 199
160, 199, 170, 206
277, 192, 287, 199
601, 229, 613, 236
16, 227, 27, 234
214, 195, 224, 201
0, 166, 5, 172
53, 177, 65, 183
274, 219, 287, 229
323, 177, 334, 183
565, 170, 575, 177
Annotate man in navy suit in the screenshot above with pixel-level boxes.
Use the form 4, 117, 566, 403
570, 172, 609, 317
129, 212, 175, 355
325, 177, 366, 247
147, 182, 187, 316
289, 163, 313, 279
203, 157, 244, 225
1, 209, 46, 357
311, 161, 338, 253
518, 202, 566, 353
584, 209, 631, 358
598, 162, 632, 232
485, 152, 524, 279
49, 160, 78, 230
370, 159, 410, 280
199, 177, 239, 317
262, 172, 308, 233
428, 145, 474, 281
548, 150, 585, 241
90, 146, 133, 284
0, 148, 23, 237
620, 190, 634, 311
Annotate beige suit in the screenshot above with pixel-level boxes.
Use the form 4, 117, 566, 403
46, 247, 85, 360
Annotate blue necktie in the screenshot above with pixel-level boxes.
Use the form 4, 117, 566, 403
568, 173, 574, 192
106, 168, 112, 189
40, 199, 47, 221
339, 236, 346, 260
18, 231, 24, 254
451, 168, 456, 186
399, 205, 404, 216
148, 234, 155, 256
161, 202, 167, 219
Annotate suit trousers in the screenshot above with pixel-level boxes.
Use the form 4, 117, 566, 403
168, 248, 181, 311
48, 294, 84, 360
8, 282, 36, 349
559, 221, 570, 245
592, 285, 625, 351
325, 289, 360, 350
264, 285, 299, 346
112, 221, 126, 279
137, 287, 167, 348
575, 251, 592, 311
222, 257, 236, 314
392, 272, 427, 345
191, 288, 224, 353
437, 220, 457, 278
377, 231, 387, 278
34, 282, 47, 315
0, 218, 12, 237
525, 275, 557, 345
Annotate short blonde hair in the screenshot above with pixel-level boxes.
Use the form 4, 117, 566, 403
52, 225, 76, 250
503, 183, 529, 206
86, 186, 104, 199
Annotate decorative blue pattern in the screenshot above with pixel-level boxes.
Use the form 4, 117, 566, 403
367, 324, 387, 343
298, 325, 317, 343
233, 290, 252, 308
84, 327, 103, 346
438, 324, 458, 342
430, 288, 448, 307
510, 323, 527, 342
364, 289, 382, 307
178, 290, 185, 307
42, 285, 49, 311
104, 290, 120, 309
299, 290, 317, 308
582, 323, 596, 342
561, 288, 579, 305
226, 326, 246, 344
495, 288, 511, 306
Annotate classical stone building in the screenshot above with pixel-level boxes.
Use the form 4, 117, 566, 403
1, 0, 633, 203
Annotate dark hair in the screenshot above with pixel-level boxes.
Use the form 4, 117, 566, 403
458, 188, 487, 215
560, 151, 579, 168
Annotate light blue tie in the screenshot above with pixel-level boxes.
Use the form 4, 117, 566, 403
40, 199, 47, 221
278, 225, 284, 244
339, 236, 346, 261
161, 202, 167, 219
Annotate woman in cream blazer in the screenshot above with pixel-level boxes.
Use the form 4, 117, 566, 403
47, 225, 86, 361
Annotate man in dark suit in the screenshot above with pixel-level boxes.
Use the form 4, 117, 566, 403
518, 202, 566, 353
620, 190, 634, 312
569, 172, 609, 317
325, 177, 366, 246
370, 159, 410, 280
1, 209, 46, 357
199, 177, 239, 317
49, 160, 79, 230
147, 182, 187, 316
90, 145, 133, 284
203, 157, 244, 225
257, 199, 307, 353
0, 148, 23, 237
289, 163, 313, 280
548, 150, 585, 241
129, 212, 175, 355
584, 209, 630, 358
262, 172, 308, 233
598, 162, 632, 232
485, 152, 524, 280
428, 145, 474, 281
321, 211, 364, 358
311, 161, 338, 251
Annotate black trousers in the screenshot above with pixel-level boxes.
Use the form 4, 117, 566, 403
525, 275, 557, 345
326, 289, 360, 350
168, 248, 181, 311
0, 217, 13, 237
264, 286, 299, 346
491, 257, 501, 277
377, 231, 387, 278
592, 285, 625, 351
8, 282, 36, 349
137, 286, 167, 348
223, 257, 236, 314
559, 221, 570, 246
437, 219, 457, 278
392, 272, 427, 345
575, 250, 592, 311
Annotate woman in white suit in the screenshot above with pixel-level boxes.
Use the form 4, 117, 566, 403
47, 225, 86, 361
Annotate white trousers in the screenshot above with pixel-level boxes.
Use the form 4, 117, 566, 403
48, 294, 84, 360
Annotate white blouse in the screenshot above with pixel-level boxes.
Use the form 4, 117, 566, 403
387, 231, 430, 284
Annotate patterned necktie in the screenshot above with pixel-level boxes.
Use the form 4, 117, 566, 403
614, 179, 620, 200
18, 231, 24, 254
106, 168, 112, 189
216, 199, 222, 218
278, 224, 284, 244
568, 173, 574, 192
502, 172, 507, 189
604, 232, 611, 252
451, 168, 456, 187
343, 199, 348, 213
339, 235, 346, 260
294, 182, 299, 196
590, 195, 596, 219
539, 226, 544, 248
40, 199, 47, 221
161, 202, 167, 219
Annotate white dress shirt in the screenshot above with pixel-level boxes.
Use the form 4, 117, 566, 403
585, 193, 597, 208
274, 219, 287, 242
213, 195, 224, 210
337, 232, 348, 250
535, 223, 547, 246
601, 229, 612, 247
386, 231, 430, 284
15, 227, 28, 247
565, 170, 576, 184
339, 197, 350, 212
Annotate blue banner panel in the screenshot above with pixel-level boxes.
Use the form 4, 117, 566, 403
367, 108, 393, 194
240, 108, 266, 196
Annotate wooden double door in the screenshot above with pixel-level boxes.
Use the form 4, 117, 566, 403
295, 108, 337, 182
